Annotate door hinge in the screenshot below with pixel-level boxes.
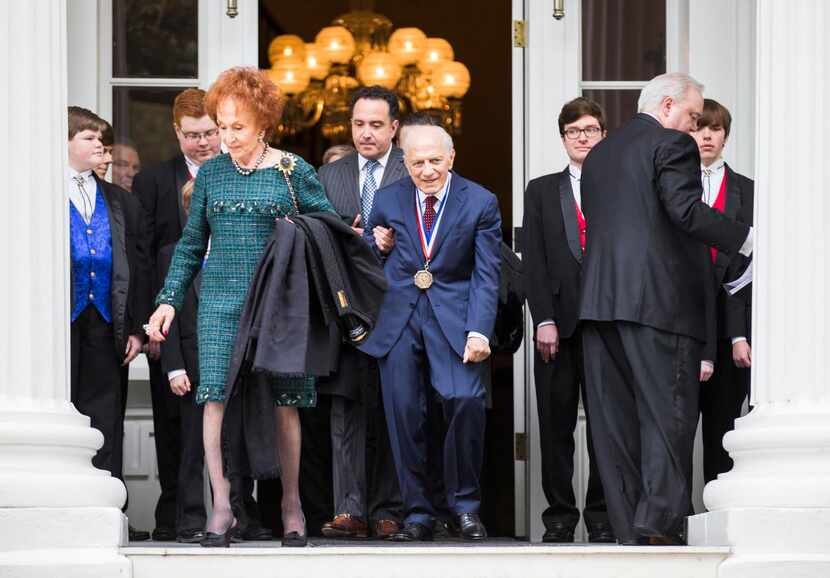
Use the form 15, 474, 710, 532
515, 432, 528, 461
513, 20, 527, 48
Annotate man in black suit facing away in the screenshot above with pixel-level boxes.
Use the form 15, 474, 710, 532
133, 88, 270, 543
579, 73, 754, 545
316, 85, 407, 540
691, 99, 754, 483
522, 97, 614, 543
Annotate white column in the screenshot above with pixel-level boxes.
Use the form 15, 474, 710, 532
688, 1, 830, 576
0, 2, 129, 576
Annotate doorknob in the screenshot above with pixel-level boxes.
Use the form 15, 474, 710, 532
227, 0, 239, 18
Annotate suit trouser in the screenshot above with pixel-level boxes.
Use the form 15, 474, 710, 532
582, 321, 701, 541
331, 362, 403, 521
700, 338, 750, 483
70, 307, 125, 481
533, 330, 608, 532
379, 294, 486, 527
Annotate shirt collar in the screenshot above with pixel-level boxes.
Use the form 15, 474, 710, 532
568, 163, 582, 180
417, 172, 452, 205
67, 167, 93, 179
702, 158, 725, 174
358, 146, 392, 172
184, 155, 201, 173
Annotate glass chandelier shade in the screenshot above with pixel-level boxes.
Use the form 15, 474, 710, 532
357, 51, 403, 89
388, 27, 427, 65
305, 42, 331, 80
418, 38, 454, 72
267, 59, 311, 96
315, 26, 356, 65
433, 60, 470, 98
268, 34, 306, 65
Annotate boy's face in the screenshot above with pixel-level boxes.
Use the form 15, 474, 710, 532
94, 146, 113, 180
69, 129, 104, 172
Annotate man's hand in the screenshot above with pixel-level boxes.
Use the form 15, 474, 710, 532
123, 334, 143, 366
733, 341, 752, 368
351, 214, 364, 236
463, 335, 491, 364
535, 324, 559, 363
373, 225, 396, 254
144, 340, 161, 361
169, 373, 192, 397
700, 361, 714, 382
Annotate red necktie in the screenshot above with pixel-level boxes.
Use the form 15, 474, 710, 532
423, 195, 437, 235
575, 202, 587, 253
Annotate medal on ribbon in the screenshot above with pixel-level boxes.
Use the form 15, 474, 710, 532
414, 192, 446, 290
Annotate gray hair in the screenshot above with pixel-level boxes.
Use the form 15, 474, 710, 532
637, 72, 704, 113
400, 124, 454, 154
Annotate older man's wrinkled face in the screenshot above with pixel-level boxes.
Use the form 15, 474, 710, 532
663, 87, 704, 134
403, 126, 455, 195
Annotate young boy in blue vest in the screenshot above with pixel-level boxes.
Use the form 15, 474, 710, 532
67, 106, 151, 484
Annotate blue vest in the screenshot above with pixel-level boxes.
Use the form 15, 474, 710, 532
70, 184, 113, 323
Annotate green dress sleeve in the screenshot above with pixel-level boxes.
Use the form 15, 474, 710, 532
295, 157, 337, 215
155, 163, 210, 310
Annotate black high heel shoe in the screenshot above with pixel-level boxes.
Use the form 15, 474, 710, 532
201, 518, 238, 548
282, 514, 307, 548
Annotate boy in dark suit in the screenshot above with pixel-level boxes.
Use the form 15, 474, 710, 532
692, 99, 754, 483
522, 97, 613, 543
67, 106, 150, 490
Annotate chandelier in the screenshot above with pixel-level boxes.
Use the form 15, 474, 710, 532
264, 11, 471, 140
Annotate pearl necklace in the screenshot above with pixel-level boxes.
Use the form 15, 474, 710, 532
231, 144, 270, 176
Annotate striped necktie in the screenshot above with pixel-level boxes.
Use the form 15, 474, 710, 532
361, 159, 379, 225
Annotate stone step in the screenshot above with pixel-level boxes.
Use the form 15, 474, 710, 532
124, 542, 730, 578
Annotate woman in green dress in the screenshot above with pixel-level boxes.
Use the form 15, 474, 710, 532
145, 67, 334, 547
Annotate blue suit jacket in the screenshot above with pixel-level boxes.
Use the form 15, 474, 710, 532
358, 172, 502, 359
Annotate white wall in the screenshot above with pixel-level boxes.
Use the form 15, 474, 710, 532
689, 0, 757, 178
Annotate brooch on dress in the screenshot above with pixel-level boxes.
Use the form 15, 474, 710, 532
276, 151, 296, 176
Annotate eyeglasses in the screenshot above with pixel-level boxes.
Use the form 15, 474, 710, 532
181, 128, 219, 142
563, 126, 602, 140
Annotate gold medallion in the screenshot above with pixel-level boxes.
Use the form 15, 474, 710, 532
414, 269, 434, 290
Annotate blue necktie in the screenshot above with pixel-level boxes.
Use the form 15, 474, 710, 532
361, 159, 379, 225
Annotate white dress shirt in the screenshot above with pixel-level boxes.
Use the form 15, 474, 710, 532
184, 155, 201, 178
358, 146, 392, 193
67, 167, 97, 224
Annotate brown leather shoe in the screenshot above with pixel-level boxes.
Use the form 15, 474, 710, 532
373, 519, 401, 540
321, 514, 368, 539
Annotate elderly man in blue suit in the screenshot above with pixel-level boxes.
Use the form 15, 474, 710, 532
359, 123, 502, 541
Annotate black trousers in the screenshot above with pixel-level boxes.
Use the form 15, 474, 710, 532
70, 307, 125, 481
149, 359, 209, 532
700, 339, 750, 483
582, 321, 701, 541
533, 330, 608, 532
330, 361, 403, 522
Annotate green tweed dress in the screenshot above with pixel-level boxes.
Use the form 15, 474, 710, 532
156, 152, 335, 406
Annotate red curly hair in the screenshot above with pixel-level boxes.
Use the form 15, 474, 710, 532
204, 67, 285, 138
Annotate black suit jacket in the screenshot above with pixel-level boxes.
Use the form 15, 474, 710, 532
580, 113, 750, 342
157, 243, 200, 383
70, 176, 151, 354
318, 148, 408, 220
720, 165, 754, 340
522, 168, 583, 340
133, 154, 191, 294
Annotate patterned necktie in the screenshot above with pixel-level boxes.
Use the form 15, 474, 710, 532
423, 195, 437, 236
361, 159, 379, 225
73, 175, 93, 224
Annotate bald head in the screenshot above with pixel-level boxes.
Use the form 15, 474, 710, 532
402, 125, 456, 195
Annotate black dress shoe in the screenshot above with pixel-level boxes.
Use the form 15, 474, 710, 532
200, 521, 237, 548
282, 531, 308, 547
587, 522, 617, 544
433, 519, 452, 541
129, 526, 150, 542
390, 522, 433, 542
456, 513, 487, 541
231, 524, 274, 542
176, 529, 206, 544
542, 522, 574, 543
151, 527, 177, 542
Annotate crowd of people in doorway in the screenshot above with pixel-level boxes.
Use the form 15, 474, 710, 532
67, 67, 752, 548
